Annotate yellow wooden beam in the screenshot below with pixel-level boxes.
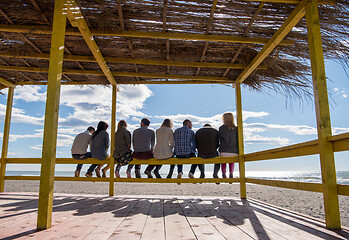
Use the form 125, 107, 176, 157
235, 83, 246, 199
0, 77, 15, 88
246, 178, 323, 193
244, 139, 319, 162
337, 185, 349, 196
0, 52, 267, 70
0, 87, 14, 192
235, 0, 308, 84
17, 80, 234, 85
65, 0, 117, 86
37, 0, 66, 230
328, 132, 349, 152
243, 0, 334, 4
0, 24, 294, 46
0, 65, 232, 83
305, 0, 340, 229
109, 86, 117, 196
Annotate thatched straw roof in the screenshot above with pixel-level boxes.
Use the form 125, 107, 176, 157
0, 0, 348, 98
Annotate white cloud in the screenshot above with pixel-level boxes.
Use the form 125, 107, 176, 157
14, 86, 46, 102
0, 104, 44, 126
246, 123, 317, 135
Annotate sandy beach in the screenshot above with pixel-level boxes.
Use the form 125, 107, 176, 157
3, 180, 349, 228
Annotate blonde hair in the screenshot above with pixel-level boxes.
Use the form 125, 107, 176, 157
222, 112, 235, 129
161, 118, 173, 128
117, 120, 127, 129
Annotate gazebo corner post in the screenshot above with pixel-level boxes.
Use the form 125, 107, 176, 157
235, 83, 246, 199
305, 0, 340, 229
0, 86, 14, 192
37, 0, 67, 230
109, 85, 117, 196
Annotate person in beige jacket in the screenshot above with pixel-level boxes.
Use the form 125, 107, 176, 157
144, 119, 174, 178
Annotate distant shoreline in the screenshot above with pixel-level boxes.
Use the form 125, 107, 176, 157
3, 180, 349, 228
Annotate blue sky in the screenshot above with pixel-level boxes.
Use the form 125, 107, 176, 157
0, 60, 348, 173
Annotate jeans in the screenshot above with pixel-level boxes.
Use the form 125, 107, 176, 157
174, 153, 196, 174
72, 152, 92, 171
189, 164, 205, 178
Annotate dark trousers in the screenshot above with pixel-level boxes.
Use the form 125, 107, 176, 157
145, 165, 162, 172
189, 164, 205, 178
127, 164, 141, 171
213, 164, 221, 178
72, 152, 92, 171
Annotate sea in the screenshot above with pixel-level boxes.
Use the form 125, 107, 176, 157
5, 170, 349, 185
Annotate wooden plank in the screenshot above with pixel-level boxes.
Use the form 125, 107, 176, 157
32, 197, 137, 239
109, 199, 152, 239
190, 198, 254, 239
248, 198, 349, 239
245, 178, 323, 193
338, 185, 349, 196
109, 86, 117, 196
305, 0, 340, 229
0, 24, 295, 45
37, 0, 66, 230
83, 198, 139, 240
0, 77, 15, 88
163, 198, 197, 240
177, 198, 226, 239
212, 198, 288, 239
141, 199, 165, 240
0, 52, 265, 70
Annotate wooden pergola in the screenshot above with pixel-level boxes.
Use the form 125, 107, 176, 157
0, 0, 348, 231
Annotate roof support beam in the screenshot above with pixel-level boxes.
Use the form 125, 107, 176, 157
0, 53, 266, 70
17, 80, 232, 85
235, 0, 308, 84
0, 65, 231, 82
0, 24, 294, 46
65, 0, 117, 86
243, 0, 333, 4
0, 77, 15, 88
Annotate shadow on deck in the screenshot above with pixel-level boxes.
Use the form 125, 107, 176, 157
0, 192, 348, 240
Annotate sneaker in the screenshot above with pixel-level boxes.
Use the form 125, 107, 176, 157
144, 170, 153, 178
126, 170, 131, 178
102, 168, 107, 178
85, 171, 93, 177
222, 173, 227, 178
213, 174, 220, 185
95, 168, 101, 178
188, 172, 194, 178
135, 169, 141, 178
177, 172, 182, 185
74, 170, 80, 177
115, 171, 120, 178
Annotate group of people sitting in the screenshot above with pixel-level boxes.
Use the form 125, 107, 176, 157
71, 112, 238, 182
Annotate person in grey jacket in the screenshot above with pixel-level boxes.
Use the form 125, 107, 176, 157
113, 120, 131, 178
85, 121, 110, 177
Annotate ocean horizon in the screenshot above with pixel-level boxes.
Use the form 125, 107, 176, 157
5, 170, 349, 185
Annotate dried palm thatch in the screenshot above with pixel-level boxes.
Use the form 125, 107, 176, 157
0, 0, 348, 100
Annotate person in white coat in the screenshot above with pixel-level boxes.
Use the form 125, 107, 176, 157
144, 119, 174, 178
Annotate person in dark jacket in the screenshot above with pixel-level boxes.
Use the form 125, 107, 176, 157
188, 124, 219, 180
85, 121, 110, 177
219, 112, 239, 179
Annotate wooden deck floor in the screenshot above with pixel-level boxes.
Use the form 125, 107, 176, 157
0, 192, 348, 240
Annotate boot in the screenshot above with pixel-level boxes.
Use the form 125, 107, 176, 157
74, 170, 80, 177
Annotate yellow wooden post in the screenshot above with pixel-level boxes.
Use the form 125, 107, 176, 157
305, 0, 341, 229
235, 83, 246, 199
109, 86, 117, 196
37, 0, 67, 230
0, 87, 14, 192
